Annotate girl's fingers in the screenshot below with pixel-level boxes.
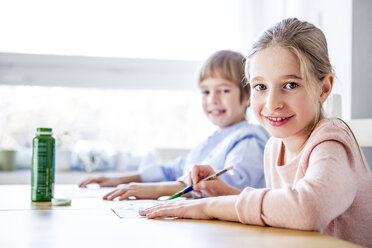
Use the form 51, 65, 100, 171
139, 200, 211, 220
145, 208, 173, 219
140, 203, 177, 219
139, 202, 173, 215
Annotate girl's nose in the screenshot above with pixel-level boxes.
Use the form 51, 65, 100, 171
265, 90, 283, 111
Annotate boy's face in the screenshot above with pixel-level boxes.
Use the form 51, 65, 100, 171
249, 46, 321, 140
199, 77, 249, 129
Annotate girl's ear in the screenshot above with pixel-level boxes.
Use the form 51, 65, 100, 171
319, 74, 334, 103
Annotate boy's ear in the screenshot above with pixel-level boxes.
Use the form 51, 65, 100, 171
243, 94, 251, 107
319, 74, 334, 103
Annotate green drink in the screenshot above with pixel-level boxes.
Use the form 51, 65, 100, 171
31, 127, 55, 202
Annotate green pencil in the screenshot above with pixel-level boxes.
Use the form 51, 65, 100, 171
167, 165, 234, 200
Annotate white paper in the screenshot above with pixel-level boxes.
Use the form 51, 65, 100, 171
106, 200, 161, 218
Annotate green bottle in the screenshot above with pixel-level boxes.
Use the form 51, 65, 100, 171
31, 127, 55, 202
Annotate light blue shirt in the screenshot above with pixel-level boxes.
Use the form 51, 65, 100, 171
139, 120, 269, 190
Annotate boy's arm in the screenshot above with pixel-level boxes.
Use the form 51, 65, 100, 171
79, 171, 141, 188
139, 155, 187, 182
222, 137, 266, 190
103, 181, 187, 200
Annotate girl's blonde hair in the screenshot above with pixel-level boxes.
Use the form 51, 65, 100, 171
246, 18, 333, 82
199, 50, 249, 103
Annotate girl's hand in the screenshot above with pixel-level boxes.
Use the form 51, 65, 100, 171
139, 198, 213, 220
139, 195, 240, 222
103, 183, 162, 200
79, 176, 123, 188
189, 165, 241, 197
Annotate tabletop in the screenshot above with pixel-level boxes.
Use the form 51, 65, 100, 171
0, 184, 360, 248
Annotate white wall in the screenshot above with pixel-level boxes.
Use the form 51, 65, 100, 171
351, 0, 372, 119
351, 0, 372, 166
239, 0, 353, 120
0, 53, 201, 91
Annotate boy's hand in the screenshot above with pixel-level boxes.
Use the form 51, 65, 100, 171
79, 176, 123, 188
103, 183, 162, 200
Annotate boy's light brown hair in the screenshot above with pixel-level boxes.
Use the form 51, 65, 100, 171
198, 50, 249, 103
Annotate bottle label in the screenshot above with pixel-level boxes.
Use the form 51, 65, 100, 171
31, 137, 55, 202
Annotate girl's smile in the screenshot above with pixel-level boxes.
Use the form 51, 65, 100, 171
265, 116, 294, 127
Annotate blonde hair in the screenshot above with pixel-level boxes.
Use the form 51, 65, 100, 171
199, 50, 249, 103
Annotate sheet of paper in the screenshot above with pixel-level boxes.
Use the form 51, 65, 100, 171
106, 200, 161, 218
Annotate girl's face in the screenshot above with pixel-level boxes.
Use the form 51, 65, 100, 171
249, 46, 321, 140
200, 76, 249, 129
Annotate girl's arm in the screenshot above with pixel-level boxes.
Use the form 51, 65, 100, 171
237, 141, 357, 230
139, 195, 240, 222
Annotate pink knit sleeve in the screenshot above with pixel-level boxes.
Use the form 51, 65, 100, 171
235, 187, 270, 225
235, 141, 358, 230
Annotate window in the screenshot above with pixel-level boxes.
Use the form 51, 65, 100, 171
0, 0, 241, 171
0, 85, 215, 170
0, 0, 240, 60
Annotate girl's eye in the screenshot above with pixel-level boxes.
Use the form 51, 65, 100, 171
221, 89, 230, 93
254, 84, 266, 91
285, 82, 299, 89
201, 90, 209, 95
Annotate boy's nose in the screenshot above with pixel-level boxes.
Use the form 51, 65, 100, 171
265, 90, 283, 111
207, 92, 219, 104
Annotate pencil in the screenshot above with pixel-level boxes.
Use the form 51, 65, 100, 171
167, 165, 234, 200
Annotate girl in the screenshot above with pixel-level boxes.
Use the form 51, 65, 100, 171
79, 50, 269, 200
139, 18, 372, 247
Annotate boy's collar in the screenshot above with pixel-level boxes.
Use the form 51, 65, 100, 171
216, 120, 247, 134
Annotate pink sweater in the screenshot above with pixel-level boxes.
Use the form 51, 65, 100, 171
235, 118, 372, 247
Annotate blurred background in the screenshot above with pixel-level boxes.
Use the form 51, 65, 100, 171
0, 0, 371, 182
